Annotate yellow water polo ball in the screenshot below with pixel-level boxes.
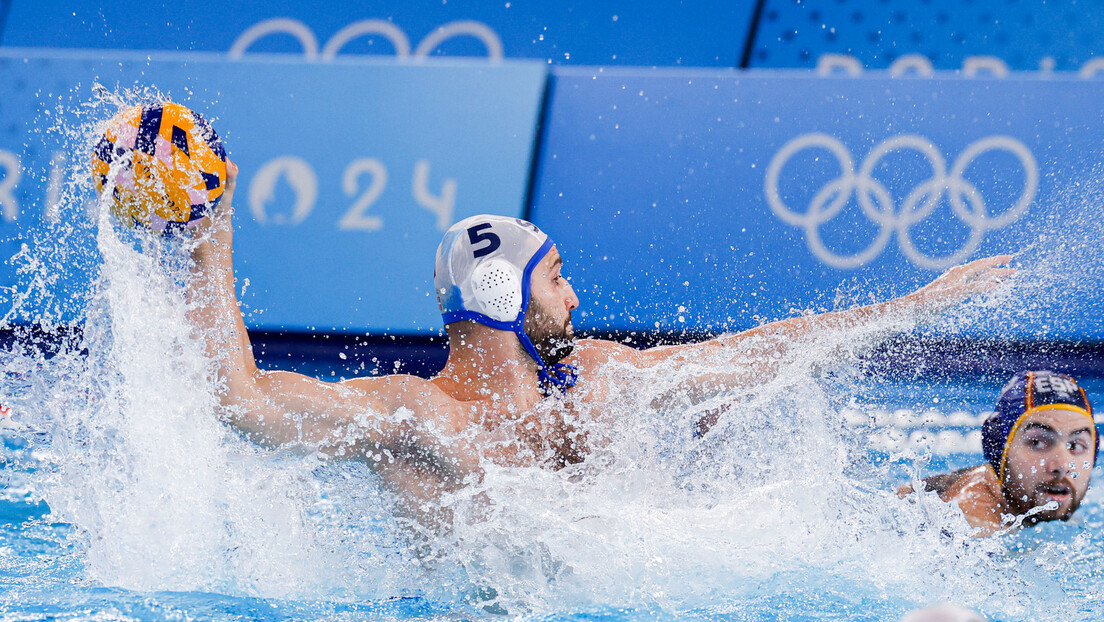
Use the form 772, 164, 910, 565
91, 102, 227, 235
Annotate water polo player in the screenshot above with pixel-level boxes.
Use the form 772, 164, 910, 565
899, 370, 1096, 535
187, 162, 1014, 523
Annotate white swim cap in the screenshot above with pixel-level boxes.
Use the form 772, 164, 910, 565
434, 214, 577, 394
435, 214, 552, 327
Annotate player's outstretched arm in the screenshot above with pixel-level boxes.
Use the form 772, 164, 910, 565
187, 162, 255, 411
569, 256, 1013, 409
686, 254, 1015, 364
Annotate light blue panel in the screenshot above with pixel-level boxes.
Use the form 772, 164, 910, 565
751, 0, 1104, 71
0, 49, 547, 333
530, 68, 1104, 341
1, 0, 756, 68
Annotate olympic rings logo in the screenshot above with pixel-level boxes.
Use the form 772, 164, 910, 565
764, 134, 1038, 270
230, 18, 503, 61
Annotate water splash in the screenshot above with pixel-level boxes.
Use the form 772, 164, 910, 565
426, 328, 1055, 618
2, 88, 420, 603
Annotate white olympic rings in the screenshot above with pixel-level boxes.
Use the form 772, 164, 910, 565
764, 133, 1038, 270
230, 18, 504, 61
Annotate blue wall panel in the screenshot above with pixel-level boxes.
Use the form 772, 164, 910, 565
0, 49, 546, 333
751, 0, 1104, 72
2, 0, 756, 68
530, 68, 1104, 341
0, 0, 10, 46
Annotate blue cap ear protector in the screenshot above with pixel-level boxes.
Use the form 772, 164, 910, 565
982, 370, 1097, 484
434, 214, 578, 395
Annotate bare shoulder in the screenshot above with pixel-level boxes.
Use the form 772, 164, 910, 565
938, 465, 998, 500
564, 338, 645, 370
898, 465, 1003, 534
899, 465, 994, 501
937, 466, 1004, 534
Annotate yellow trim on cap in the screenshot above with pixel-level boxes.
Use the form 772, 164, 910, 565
997, 404, 1095, 484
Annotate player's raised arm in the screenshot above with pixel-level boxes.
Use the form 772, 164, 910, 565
185, 159, 358, 448
184, 162, 458, 463
182, 158, 490, 513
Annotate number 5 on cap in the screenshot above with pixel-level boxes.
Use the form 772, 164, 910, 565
467, 223, 501, 258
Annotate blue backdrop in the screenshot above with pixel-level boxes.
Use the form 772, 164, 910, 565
751, 0, 1104, 72
3, 51, 1104, 342
0, 49, 546, 332
530, 68, 1104, 341
1, 0, 757, 68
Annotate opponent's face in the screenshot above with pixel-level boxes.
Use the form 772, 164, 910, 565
1002, 408, 1095, 522
525, 246, 579, 365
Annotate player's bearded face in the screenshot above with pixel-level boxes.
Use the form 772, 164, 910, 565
524, 297, 575, 366
1000, 409, 1095, 523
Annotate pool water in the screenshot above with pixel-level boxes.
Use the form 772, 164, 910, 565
3, 322, 1104, 621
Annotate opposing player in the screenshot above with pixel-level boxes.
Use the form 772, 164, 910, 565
898, 370, 1096, 536
188, 162, 1014, 520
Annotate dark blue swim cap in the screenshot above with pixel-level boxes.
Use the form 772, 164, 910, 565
981, 370, 1096, 483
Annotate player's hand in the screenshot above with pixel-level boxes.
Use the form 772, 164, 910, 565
902, 254, 1015, 314
212, 159, 238, 226
192, 159, 237, 242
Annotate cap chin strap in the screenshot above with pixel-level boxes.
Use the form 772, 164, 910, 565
509, 237, 577, 396
516, 330, 578, 397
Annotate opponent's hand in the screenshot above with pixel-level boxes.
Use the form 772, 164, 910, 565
901, 254, 1015, 315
